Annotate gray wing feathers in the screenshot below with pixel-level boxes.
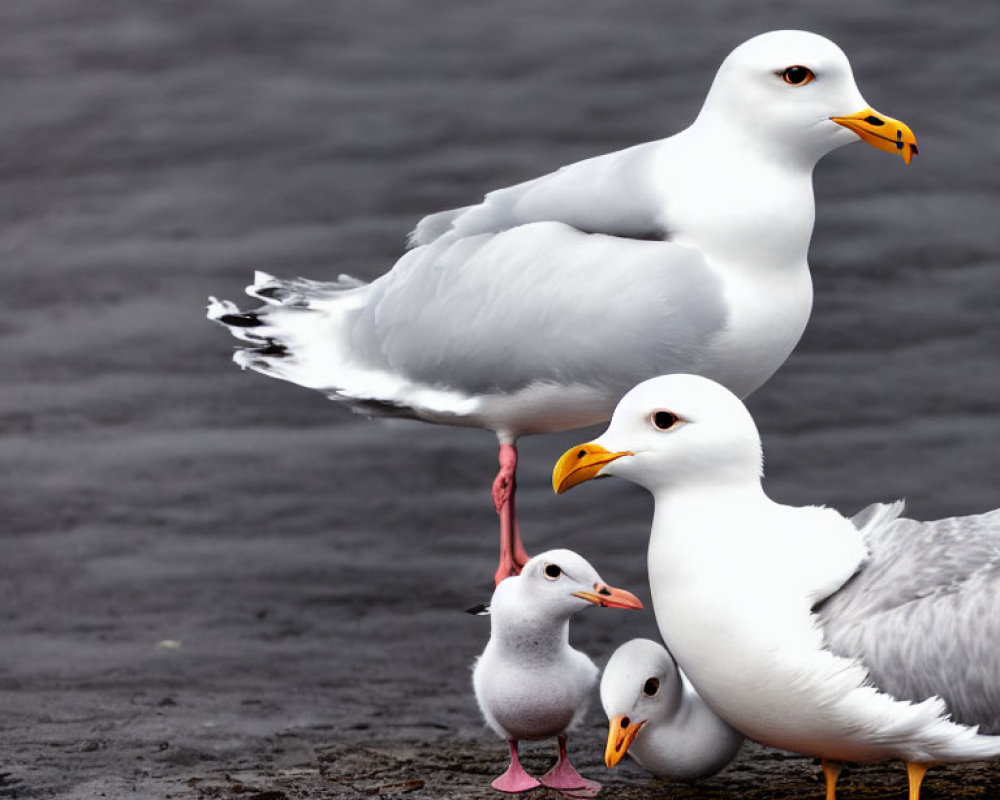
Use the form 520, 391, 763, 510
210, 172, 725, 413
820, 506, 1000, 732
407, 141, 666, 247
350, 222, 726, 397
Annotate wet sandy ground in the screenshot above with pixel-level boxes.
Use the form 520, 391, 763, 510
1, 1, 999, 798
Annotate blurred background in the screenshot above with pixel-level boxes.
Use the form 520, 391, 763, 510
0, 1, 998, 797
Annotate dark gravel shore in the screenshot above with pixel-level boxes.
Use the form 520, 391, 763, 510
1, 2, 999, 798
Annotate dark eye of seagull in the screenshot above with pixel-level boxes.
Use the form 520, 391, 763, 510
781, 65, 815, 86
651, 410, 679, 431
544, 563, 562, 580
643, 677, 660, 696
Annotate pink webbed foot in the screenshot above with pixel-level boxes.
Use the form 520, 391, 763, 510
538, 736, 601, 795
493, 443, 531, 586
491, 739, 540, 793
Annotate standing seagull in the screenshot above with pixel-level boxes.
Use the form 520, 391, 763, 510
553, 374, 1000, 800
472, 549, 643, 795
208, 30, 917, 585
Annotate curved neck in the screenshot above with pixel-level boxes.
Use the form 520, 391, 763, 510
491, 604, 570, 662
645, 464, 767, 508
662, 125, 817, 275
653, 474, 766, 506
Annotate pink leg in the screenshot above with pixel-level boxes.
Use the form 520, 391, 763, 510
492, 443, 530, 586
491, 739, 540, 793
538, 736, 601, 794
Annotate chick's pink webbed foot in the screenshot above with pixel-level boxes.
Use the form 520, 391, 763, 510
493, 443, 530, 586
538, 736, 601, 796
491, 739, 540, 793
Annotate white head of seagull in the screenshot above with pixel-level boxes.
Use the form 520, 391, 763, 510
553, 374, 763, 496
601, 639, 686, 767
696, 30, 917, 167
490, 549, 644, 640
600, 638, 744, 779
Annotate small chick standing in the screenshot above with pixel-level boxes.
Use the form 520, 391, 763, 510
473, 550, 643, 795
601, 638, 744, 779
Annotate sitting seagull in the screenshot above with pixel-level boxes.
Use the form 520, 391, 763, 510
600, 638, 744, 779
472, 549, 643, 795
553, 374, 1000, 800
208, 30, 917, 586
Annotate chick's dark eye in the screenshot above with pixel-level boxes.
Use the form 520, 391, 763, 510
544, 563, 562, 580
651, 410, 679, 430
781, 65, 815, 86
643, 677, 660, 696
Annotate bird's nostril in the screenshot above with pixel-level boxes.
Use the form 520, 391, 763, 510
577, 450, 587, 459
598, 586, 611, 596
621, 716, 630, 729
864, 115, 884, 126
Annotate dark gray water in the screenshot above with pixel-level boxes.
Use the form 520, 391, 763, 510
1, 2, 999, 797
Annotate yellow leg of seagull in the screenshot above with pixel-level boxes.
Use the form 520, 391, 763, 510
821, 759, 843, 800
906, 762, 929, 800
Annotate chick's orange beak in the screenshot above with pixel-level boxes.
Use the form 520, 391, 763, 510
552, 443, 633, 494
572, 582, 643, 610
605, 713, 646, 767
830, 107, 918, 164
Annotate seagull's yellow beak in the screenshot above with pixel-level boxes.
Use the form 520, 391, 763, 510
605, 713, 646, 768
830, 107, 918, 165
552, 443, 633, 494
572, 582, 643, 610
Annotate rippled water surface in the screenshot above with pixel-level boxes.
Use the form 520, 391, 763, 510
0, 2, 998, 796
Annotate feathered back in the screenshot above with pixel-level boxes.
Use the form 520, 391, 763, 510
819, 502, 1000, 733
